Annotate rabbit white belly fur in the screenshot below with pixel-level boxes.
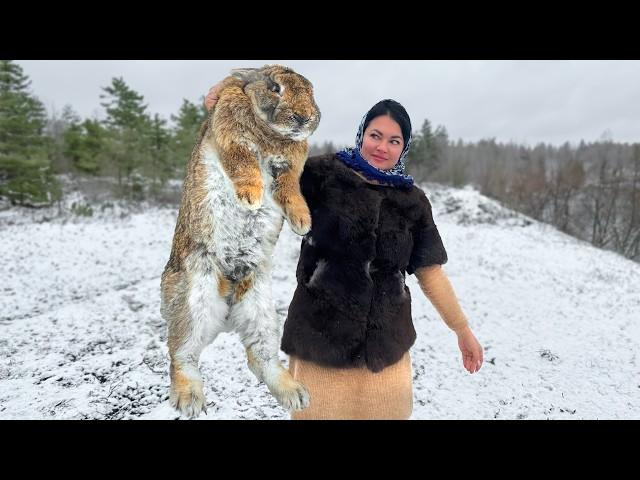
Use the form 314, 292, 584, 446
200, 143, 284, 281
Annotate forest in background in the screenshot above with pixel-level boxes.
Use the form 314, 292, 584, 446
2, 60, 638, 262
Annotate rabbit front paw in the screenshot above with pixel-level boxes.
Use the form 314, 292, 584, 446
286, 200, 311, 235
235, 181, 264, 210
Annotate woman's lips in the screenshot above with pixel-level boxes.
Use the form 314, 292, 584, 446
372, 154, 387, 162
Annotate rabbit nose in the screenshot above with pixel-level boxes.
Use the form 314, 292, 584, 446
292, 113, 309, 126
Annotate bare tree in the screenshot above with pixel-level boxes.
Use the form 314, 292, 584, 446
587, 152, 623, 248
547, 145, 585, 234
508, 146, 548, 221
612, 144, 640, 259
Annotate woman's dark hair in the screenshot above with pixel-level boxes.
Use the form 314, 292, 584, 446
362, 99, 412, 145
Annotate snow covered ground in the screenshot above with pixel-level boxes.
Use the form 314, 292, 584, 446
1, 184, 638, 419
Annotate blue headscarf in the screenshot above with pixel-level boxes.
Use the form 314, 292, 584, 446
336, 108, 414, 188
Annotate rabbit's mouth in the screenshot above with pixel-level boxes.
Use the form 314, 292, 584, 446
272, 122, 317, 141
295, 118, 320, 137
289, 130, 311, 141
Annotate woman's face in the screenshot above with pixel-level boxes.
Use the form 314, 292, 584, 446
360, 114, 404, 171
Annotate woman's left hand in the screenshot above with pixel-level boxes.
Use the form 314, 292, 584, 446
455, 326, 483, 374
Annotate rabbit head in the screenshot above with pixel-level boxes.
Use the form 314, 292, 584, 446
230, 65, 321, 141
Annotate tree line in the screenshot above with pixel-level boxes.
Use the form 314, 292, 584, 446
404, 119, 640, 262
2, 60, 639, 262
1, 60, 208, 205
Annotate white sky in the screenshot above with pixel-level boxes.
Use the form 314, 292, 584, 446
16, 60, 640, 147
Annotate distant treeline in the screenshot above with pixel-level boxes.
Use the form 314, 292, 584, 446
1, 60, 209, 205
2, 60, 639, 262
403, 120, 640, 263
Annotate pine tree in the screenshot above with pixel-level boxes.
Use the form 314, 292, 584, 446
63, 117, 106, 175
406, 118, 441, 181
99, 77, 152, 198
146, 113, 172, 195
100, 77, 150, 131
0, 60, 60, 206
170, 98, 207, 177
434, 125, 449, 153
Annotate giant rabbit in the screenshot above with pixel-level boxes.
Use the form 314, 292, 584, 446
161, 65, 320, 418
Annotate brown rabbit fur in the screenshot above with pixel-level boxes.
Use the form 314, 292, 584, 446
160, 65, 320, 418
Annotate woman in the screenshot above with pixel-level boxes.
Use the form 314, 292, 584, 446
205, 85, 483, 420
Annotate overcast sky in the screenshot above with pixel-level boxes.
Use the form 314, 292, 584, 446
15, 60, 640, 148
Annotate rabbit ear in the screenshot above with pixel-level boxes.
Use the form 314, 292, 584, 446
230, 68, 266, 84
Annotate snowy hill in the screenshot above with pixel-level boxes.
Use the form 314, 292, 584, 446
1, 184, 638, 419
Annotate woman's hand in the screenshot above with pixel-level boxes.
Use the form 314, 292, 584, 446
455, 326, 483, 374
204, 82, 223, 111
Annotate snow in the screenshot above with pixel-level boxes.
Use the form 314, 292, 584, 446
1, 184, 638, 419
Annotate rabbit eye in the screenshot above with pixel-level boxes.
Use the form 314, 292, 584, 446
270, 83, 281, 94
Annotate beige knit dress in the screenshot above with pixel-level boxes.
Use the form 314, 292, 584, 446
286, 264, 469, 420
288, 351, 413, 420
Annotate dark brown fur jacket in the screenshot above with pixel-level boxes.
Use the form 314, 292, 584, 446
280, 154, 448, 372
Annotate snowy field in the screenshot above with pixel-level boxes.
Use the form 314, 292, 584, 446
1, 184, 638, 420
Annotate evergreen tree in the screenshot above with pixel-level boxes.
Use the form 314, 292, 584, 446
170, 98, 207, 177
100, 77, 150, 131
406, 118, 442, 181
99, 77, 152, 197
63, 117, 106, 175
0, 60, 60, 206
146, 113, 172, 194
433, 125, 449, 153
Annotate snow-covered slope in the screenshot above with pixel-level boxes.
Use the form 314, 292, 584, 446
1, 185, 638, 419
